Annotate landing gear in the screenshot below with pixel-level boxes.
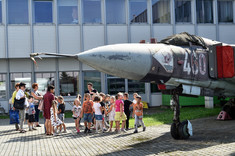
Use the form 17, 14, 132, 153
170, 90, 191, 140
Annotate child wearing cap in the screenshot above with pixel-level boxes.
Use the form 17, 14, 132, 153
133, 95, 146, 133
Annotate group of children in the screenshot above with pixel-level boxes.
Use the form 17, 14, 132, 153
71, 92, 146, 134
19, 89, 145, 135
24, 95, 67, 136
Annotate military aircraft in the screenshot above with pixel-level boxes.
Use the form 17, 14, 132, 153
30, 32, 235, 140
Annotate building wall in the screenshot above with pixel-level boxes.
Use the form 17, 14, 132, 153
0, 0, 235, 112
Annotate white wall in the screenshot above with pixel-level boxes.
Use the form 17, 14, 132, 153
153, 25, 173, 41
9, 59, 32, 72
0, 26, 5, 58
151, 93, 162, 106
58, 58, 80, 71
58, 26, 81, 54
8, 26, 31, 58
176, 24, 195, 34
197, 25, 216, 40
83, 25, 105, 51
219, 25, 235, 44
0, 59, 7, 73
107, 25, 128, 44
130, 25, 151, 43
34, 26, 56, 54
34, 58, 56, 72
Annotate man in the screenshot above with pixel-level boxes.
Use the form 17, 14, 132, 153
43, 85, 55, 135
15, 82, 28, 133
85, 82, 97, 95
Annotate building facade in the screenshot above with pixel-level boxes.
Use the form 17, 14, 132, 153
0, 0, 235, 112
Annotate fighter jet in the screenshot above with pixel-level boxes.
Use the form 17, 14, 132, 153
30, 32, 235, 140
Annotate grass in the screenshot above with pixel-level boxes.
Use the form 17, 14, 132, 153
1, 107, 221, 127
128, 107, 221, 128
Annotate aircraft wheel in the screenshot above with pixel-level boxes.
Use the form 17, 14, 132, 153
170, 123, 180, 140
178, 120, 190, 140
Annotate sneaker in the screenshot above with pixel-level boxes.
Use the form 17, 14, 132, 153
36, 125, 41, 127
87, 129, 92, 133
77, 129, 80, 133
143, 127, 146, 132
62, 130, 67, 133
134, 130, 138, 133
29, 128, 32, 131
53, 133, 57, 136
121, 129, 127, 133
32, 127, 37, 130
84, 127, 88, 133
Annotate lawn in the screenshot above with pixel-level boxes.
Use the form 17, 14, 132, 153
1, 107, 221, 127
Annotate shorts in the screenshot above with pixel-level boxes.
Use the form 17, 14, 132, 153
25, 113, 29, 120
115, 112, 127, 121
73, 117, 79, 120
95, 115, 103, 121
28, 114, 35, 123
58, 113, 65, 122
83, 113, 92, 123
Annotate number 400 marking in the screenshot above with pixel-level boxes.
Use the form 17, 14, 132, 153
183, 52, 206, 76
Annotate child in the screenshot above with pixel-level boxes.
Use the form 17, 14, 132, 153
100, 93, 107, 131
28, 95, 36, 131
80, 93, 93, 133
115, 92, 127, 133
124, 93, 133, 131
107, 96, 116, 132
50, 100, 62, 136
133, 95, 146, 133
72, 99, 82, 133
93, 95, 103, 133
57, 96, 67, 133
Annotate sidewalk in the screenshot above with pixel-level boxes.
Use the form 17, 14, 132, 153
0, 117, 235, 156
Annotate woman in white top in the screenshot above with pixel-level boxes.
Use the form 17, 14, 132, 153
15, 82, 28, 133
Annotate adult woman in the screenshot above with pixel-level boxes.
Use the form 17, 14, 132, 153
43, 85, 55, 135
31, 83, 43, 127
11, 83, 20, 131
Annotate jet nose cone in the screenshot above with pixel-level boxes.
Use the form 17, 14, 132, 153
77, 44, 152, 80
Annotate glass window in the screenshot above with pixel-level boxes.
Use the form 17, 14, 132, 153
107, 75, 125, 95
196, 0, 213, 23
83, 0, 101, 23
0, 0, 2, 23
0, 74, 6, 99
36, 73, 56, 95
59, 72, 79, 96
34, 1, 53, 23
175, 0, 191, 23
218, 0, 233, 23
58, 0, 78, 24
152, 0, 171, 23
8, 0, 29, 24
128, 80, 145, 94
130, 0, 147, 23
84, 71, 101, 92
106, 0, 126, 24
10, 73, 31, 94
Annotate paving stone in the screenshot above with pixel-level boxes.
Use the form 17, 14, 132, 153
0, 116, 235, 156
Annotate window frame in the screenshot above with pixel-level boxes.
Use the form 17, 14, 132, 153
7, 0, 29, 24
83, 0, 102, 24
83, 70, 101, 93
217, 0, 234, 23
57, 0, 79, 25
59, 71, 79, 97
152, 0, 171, 24
0, 0, 2, 24
107, 75, 125, 95
174, 0, 192, 24
10, 72, 32, 95
33, 0, 53, 24
129, 0, 148, 24
106, 0, 126, 24
0, 73, 7, 100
